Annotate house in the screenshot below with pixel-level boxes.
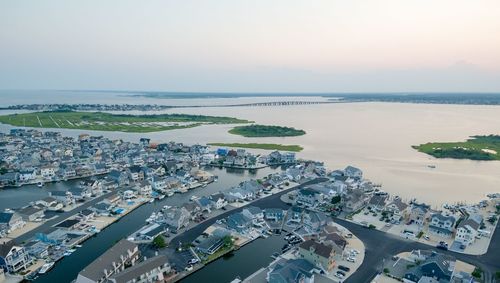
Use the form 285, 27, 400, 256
181, 202, 202, 220
240, 180, 264, 196
409, 203, 430, 226
108, 170, 129, 187
343, 190, 368, 212
298, 240, 336, 272
428, 213, 456, 238
78, 209, 96, 222
105, 194, 122, 205
286, 207, 303, 226
0, 173, 18, 187
0, 212, 24, 233
0, 241, 32, 273
76, 239, 139, 283
136, 181, 152, 196
36, 197, 63, 211
296, 188, 324, 208
18, 168, 37, 183
196, 235, 226, 255
344, 165, 362, 179
242, 206, 264, 225
226, 212, 252, 233
40, 165, 56, 180
264, 208, 285, 222
266, 259, 316, 283
303, 211, 328, 233
122, 190, 136, 200
322, 233, 347, 258
368, 194, 388, 211
91, 202, 112, 216
196, 197, 214, 213
385, 198, 409, 221
69, 187, 92, 201
17, 206, 45, 222
163, 207, 190, 231
404, 252, 455, 282
227, 187, 253, 201
210, 193, 228, 210
128, 165, 144, 182
107, 255, 171, 283
455, 215, 482, 246
24, 240, 50, 259
50, 191, 75, 205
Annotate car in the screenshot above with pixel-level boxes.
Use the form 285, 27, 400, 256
335, 273, 345, 279
188, 258, 199, 265
346, 257, 356, 263
185, 265, 193, 271
337, 270, 346, 276
338, 265, 350, 272
385, 223, 391, 227
350, 249, 360, 254
423, 235, 430, 240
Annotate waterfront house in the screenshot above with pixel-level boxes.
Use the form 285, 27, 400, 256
264, 208, 285, 222
18, 168, 36, 183
0, 241, 32, 274
69, 187, 92, 201
0, 212, 25, 233
40, 165, 57, 180
296, 188, 324, 208
91, 202, 112, 216
196, 235, 226, 255
24, 240, 49, 259
78, 209, 96, 222
285, 167, 303, 182
455, 215, 482, 246
344, 165, 363, 180
163, 207, 190, 232
105, 194, 121, 205
242, 206, 265, 225
210, 193, 228, 210
0, 173, 19, 187
16, 206, 45, 222
303, 211, 328, 233
128, 165, 144, 182
76, 239, 139, 283
298, 239, 336, 272
286, 207, 304, 226
226, 212, 252, 233
36, 197, 63, 211
196, 197, 214, 213
368, 194, 388, 212
50, 190, 75, 206
428, 213, 456, 238
181, 202, 202, 220
343, 189, 368, 212
227, 187, 254, 201
107, 255, 171, 283
136, 180, 152, 196
385, 198, 409, 221
266, 258, 316, 283
409, 204, 430, 226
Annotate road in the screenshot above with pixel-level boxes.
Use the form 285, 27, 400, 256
170, 177, 500, 283
15, 191, 115, 243
170, 177, 328, 247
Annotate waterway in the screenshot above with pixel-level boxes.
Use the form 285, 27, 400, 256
180, 235, 287, 283
2, 91, 500, 206
32, 166, 279, 283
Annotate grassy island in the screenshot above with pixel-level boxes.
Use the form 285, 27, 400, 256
0, 111, 251, 133
228, 124, 305, 137
413, 135, 500, 160
208, 142, 303, 152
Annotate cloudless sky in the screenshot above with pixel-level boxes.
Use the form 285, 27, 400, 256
1, 0, 499, 92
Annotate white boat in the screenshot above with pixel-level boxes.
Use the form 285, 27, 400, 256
167, 192, 174, 197
37, 182, 44, 187
38, 262, 55, 274
157, 195, 165, 200
190, 195, 199, 201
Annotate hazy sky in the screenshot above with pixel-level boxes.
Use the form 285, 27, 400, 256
1, 0, 499, 92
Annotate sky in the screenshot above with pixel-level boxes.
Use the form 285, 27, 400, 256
1, 0, 500, 93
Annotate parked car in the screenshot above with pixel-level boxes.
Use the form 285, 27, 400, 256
346, 257, 356, 263
338, 265, 350, 272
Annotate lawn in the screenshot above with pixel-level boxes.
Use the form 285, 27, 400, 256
413, 135, 500, 161
228, 124, 305, 137
207, 142, 303, 152
0, 111, 251, 133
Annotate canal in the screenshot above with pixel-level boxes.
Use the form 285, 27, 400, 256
32, 166, 280, 283
180, 235, 287, 283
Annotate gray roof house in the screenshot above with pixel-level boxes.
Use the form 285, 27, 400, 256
107, 255, 170, 283
76, 239, 139, 283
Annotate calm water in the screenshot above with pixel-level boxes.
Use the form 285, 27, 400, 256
2, 91, 500, 206
181, 235, 287, 283
32, 166, 278, 283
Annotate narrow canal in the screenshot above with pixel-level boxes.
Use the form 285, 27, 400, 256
31, 166, 279, 283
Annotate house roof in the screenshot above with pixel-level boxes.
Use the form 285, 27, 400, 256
268, 259, 315, 283
17, 206, 44, 216
0, 241, 16, 257
79, 239, 137, 281
109, 255, 167, 283
0, 212, 16, 224
299, 240, 333, 259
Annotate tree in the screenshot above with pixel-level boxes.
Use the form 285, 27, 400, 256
153, 235, 167, 249
331, 195, 341, 204
472, 267, 483, 279
383, 268, 389, 274
222, 235, 233, 248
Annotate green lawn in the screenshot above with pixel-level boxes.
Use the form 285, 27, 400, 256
0, 111, 251, 133
208, 142, 303, 152
413, 135, 500, 160
228, 124, 305, 137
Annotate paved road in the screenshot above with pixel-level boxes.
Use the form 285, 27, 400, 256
15, 191, 114, 243
170, 177, 328, 247
334, 218, 500, 283
170, 178, 500, 283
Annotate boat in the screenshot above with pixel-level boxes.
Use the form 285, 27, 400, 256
75, 244, 82, 248
149, 198, 155, 203
271, 252, 280, 259
427, 165, 436, 169
190, 195, 199, 201
167, 192, 174, 197
37, 182, 44, 188
157, 195, 165, 200
38, 262, 55, 274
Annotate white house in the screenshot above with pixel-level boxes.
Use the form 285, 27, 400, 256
455, 215, 482, 245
